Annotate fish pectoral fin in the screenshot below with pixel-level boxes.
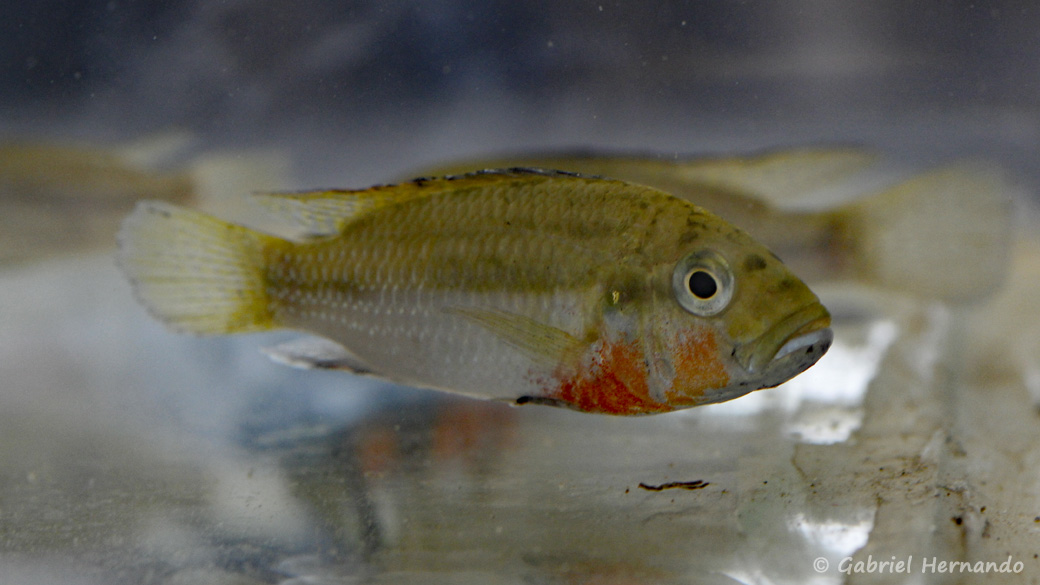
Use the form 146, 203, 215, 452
446, 306, 587, 367
262, 337, 375, 374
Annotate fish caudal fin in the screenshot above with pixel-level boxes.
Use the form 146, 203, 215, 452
117, 201, 279, 334
839, 163, 1013, 303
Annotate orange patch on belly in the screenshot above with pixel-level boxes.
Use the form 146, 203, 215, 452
666, 329, 730, 404
547, 339, 675, 415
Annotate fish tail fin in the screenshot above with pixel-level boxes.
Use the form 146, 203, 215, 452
835, 163, 1013, 303
117, 201, 282, 334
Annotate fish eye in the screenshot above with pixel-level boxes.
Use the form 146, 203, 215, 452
672, 251, 734, 316
687, 270, 718, 299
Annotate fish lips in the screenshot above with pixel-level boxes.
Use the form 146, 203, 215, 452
735, 303, 833, 389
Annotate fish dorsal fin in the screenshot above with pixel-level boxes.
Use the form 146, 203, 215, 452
254, 169, 585, 236
446, 306, 587, 368
673, 147, 878, 208
252, 188, 417, 236
262, 336, 374, 374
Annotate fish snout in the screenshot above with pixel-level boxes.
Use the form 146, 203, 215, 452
737, 303, 832, 388
769, 326, 832, 379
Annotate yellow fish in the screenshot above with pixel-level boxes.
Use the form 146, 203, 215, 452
118, 169, 832, 415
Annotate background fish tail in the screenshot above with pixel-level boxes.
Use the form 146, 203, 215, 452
837, 164, 1013, 303
117, 202, 281, 334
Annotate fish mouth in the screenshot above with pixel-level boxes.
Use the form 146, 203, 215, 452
737, 303, 833, 386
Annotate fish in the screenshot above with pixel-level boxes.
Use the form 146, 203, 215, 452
117, 168, 832, 415
0, 138, 195, 264
420, 148, 1013, 303
0, 135, 290, 265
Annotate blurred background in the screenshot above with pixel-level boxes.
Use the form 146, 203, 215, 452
3, 0, 1039, 180
2, 2, 1039, 584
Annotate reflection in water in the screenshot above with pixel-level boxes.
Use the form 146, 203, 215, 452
0, 136, 291, 266
792, 513, 875, 560
268, 397, 518, 563
783, 318, 898, 444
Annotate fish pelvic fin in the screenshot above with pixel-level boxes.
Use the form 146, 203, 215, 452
117, 201, 281, 334
836, 163, 1013, 303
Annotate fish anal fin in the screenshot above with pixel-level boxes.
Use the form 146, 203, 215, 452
446, 306, 587, 367
262, 337, 374, 374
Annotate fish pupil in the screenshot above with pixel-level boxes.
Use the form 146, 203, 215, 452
688, 270, 718, 299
